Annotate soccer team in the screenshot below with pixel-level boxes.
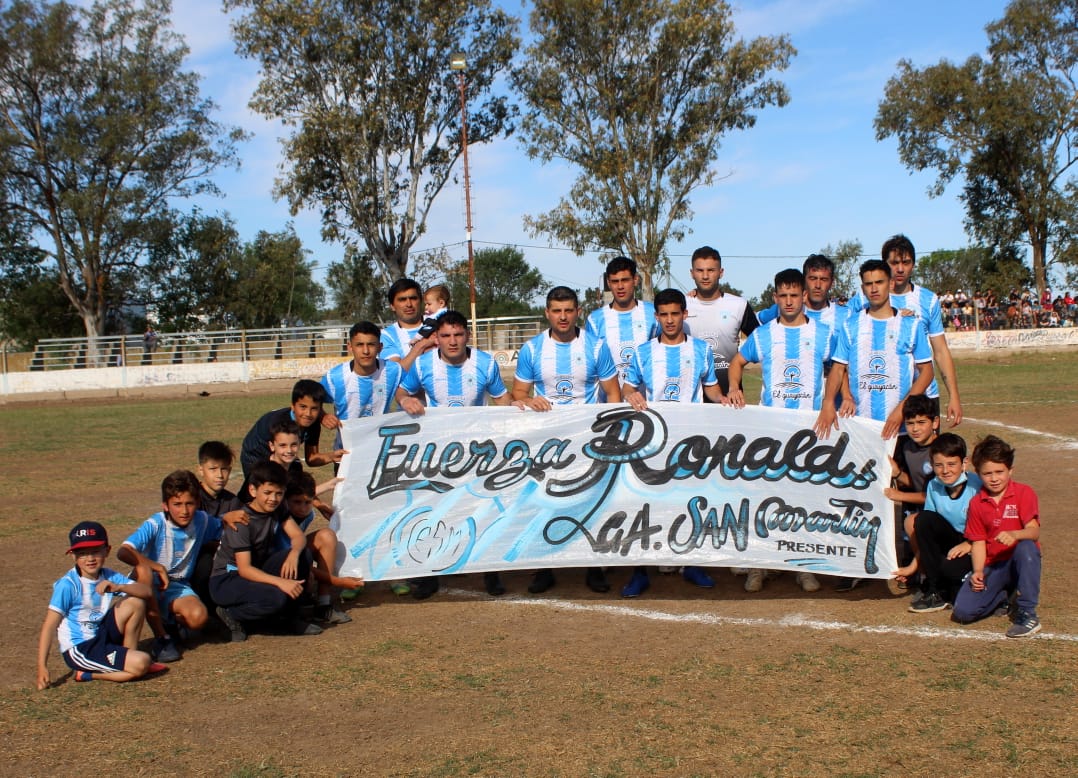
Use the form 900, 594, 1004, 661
37, 235, 1047, 688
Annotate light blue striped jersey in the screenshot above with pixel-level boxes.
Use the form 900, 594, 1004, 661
759, 302, 850, 332
122, 510, 222, 583
849, 284, 944, 397
49, 567, 132, 653
585, 302, 659, 383
739, 319, 833, 410
514, 328, 618, 405
379, 322, 423, 362
401, 347, 507, 407
321, 359, 404, 420
832, 309, 933, 423
624, 336, 717, 403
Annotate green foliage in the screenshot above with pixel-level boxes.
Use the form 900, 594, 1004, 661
818, 239, 864, 301
874, 0, 1078, 297
512, 0, 795, 298
445, 246, 548, 317
229, 227, 325, 329
0, 0, 245, 342
324, 247, 386, 323
917, 246, 1032, 297
226, 0, 519, 282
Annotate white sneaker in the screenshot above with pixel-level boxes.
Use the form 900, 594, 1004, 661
657, 566, 677, 574
744, 569, 765, 593
731, 567, 750, 576
796, 572, 821, 593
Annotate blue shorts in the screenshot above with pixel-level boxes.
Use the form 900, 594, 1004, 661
157, 579, 198, 611
63, 608, 128, 673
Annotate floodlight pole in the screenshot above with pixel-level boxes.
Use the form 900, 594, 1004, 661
450, 52, 478, 336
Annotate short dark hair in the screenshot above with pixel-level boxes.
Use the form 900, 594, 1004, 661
292, 378, 327, 405
691, 245, 722, 265
387, 277, 421, 305
546, 285, 579, 307
882, 234, 916, 264
198, 440, 234, 466
654, 288, 687, 310
435, 310, 469, 332
248, 460, 289, 491
902, 394, 939, 421
269, 418, 302, 441
285, 470, 317, 499
803, 254, 834, 276
605, 256, 637, 278
930, 432, 967, 460
161, 470, 202, 502
774, 268, 805, 291
349, 320, 380, 341
972, 435, 1015, 470
859, 259, 891, 280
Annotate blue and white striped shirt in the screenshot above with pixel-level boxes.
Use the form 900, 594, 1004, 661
624, 337, 716, 403
514, 329, 617, 405
122, 510, 222, 584
401, 348, 507, 407
49, 567, 132, 653
740, 319, 833, 410
321, 359, 404, 420
380, 323, 423, 362
585, 302, 659, 384
832, 309, 933, 423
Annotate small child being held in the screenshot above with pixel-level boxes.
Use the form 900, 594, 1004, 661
418, 283, 450, 338
952, 435, 1043, 638
37, 522, 164, 687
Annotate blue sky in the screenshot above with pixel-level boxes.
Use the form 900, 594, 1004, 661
170, 0, 1014, 302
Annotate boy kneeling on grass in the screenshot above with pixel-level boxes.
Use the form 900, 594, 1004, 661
952, 435, 1043, 638
209, 461, 322, 642
37, 522, 166, 688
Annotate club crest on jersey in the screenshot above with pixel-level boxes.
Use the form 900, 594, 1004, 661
552, 378, 576, 403
662, 381, 681, 401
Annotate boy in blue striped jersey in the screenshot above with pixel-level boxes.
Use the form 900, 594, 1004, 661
619, 288, 726, 598
513, 286, 621, 594
729, 269, 839, 593
118, 470, 234, 662
398, 310, 517, 598
585, 257, 658, 398
37, 522, 164, 687
814, 259, 935, 441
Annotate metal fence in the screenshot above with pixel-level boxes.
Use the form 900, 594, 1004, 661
11, 315, 547, 372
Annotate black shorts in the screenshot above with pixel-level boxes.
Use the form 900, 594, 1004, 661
63, 608, 128, 673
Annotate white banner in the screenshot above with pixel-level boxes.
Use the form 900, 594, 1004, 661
334, 405, 898, 581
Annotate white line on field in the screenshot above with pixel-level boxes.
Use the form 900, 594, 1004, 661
445, 588, 1078, 643
965, 416, 1078, 449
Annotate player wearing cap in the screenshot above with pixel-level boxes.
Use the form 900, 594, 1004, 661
37, 521, 165, 687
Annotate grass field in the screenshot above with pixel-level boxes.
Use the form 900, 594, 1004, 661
1, 349, 1076, 777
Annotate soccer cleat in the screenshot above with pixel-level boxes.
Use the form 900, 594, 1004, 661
315, 604, 352, 624
411, 577, 440, 600
744, 569, 765, 593
340, 585, 365, 601
74, 671, 93, 682
215, 605, 247, 643
388, 581, 411, 596
291, 619, 324, 636
484, 572, 506, 596
528, 568, 556, 594
147, 662, 169, 674
834, 577, 863, 593
585, 567, 611, 593
621, 570, 650, 598
796, 572, 821, 593
909, 592, 949, 613
151, 636, 182, 663
682, 566, 714, 589
1005, 611, 1041, 638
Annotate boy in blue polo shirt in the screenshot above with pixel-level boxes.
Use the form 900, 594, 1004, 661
37, 522, 164, 687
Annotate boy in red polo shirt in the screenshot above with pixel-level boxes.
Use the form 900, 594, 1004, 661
952, 436, 1042, 638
